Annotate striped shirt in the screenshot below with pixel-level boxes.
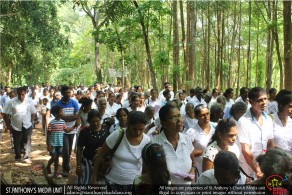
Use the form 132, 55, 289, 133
55, 98, 79, 134
48, 119, 67, 146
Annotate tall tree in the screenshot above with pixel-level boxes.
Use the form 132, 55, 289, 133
172, 0, 179, 93
283, 1, 292, 90
132, 0, 157, 90
73, 1, 109, 82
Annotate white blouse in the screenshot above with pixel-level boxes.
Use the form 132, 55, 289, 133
185, 122, 216, 174
272, 113, 292, 152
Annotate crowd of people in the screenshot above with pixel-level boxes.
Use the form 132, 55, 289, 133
0, 81, 291, 193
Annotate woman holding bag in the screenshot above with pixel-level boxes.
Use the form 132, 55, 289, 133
91, 111, 150, 192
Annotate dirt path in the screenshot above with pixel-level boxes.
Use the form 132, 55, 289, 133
0, 123, 77, 185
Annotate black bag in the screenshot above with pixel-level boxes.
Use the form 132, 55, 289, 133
94, 128, 124, 180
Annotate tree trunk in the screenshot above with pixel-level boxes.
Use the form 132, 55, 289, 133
216, 2, 221, 90
272, 1, 283, 89
180, 1, 188, 91
246, 1, 251, 88
206, 3, 211, 91
229, 2, 237, 88
133, 1, 157, 90
256, 15, 260, 86
265, 2, 273, 90
283, 1, 292, 90
188, 1, 196, 86
236, 2, 241, 98
172, 1, 179, 94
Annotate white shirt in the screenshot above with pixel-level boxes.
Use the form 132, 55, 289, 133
203, 141, 240, 163
105, 129, 150, 185
3, 97, 36, 131
235, 96, 251, 109
267, 101, 278, 114
237, 109, 274, 176
272, 113, 292, 152
106, 102, 122, 117
183, 116, 198, 133
188, 96, 207, 108
196, 169, 246, 185
158, 90, 174, 101
153, 131, 194, 184
185, 122, 216, 174
145, 98, 162, 118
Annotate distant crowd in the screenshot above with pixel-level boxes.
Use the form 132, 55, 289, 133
0, 81, 291, 194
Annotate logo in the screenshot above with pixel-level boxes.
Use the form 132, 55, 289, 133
266, 174, 288, 194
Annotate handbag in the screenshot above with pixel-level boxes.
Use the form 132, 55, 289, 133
95, 128, 124, 180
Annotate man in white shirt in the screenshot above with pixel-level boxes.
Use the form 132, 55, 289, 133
237, 87, 274, 179
189, 87, 207, 108
145, 89, 162, 118
3, 87, 36, 163
158, 82, 174, 101
235, 87, 251, 109
209, 88, 219, 106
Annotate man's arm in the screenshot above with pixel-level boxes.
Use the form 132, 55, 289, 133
241, 143, 263, 178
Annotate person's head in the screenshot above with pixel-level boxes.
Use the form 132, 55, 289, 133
212, 88, 219, 98
203, 92, 212, 104
214, 151, 241, 185
144, 106, 155, 121
115, 94, 122, 104
239, 87, 249, 101
88, 86, 94, 92
278, 95, 292, 118
268, 88, 277, 101
42, 98, 49, 105
94, 82, 100, 90
130, 95, 140, 108
210, 103, 224, 122
185, 103, 195, 118
108, 92, 116, 104
54, 91, 61, 101
190, 88, 196, 97
144, 91, 150, 101
75, 90, 82, 100
275, 89, 292, 103
248, 87, 267, 113
257, 148, 292, 183
164, 82, 172, 91
5, 86, 11, 93
223, 88, 234, 100
17, 87, 26, 102
142, 143, 170, 185
135, 85, 142, 93
97, 97, 107, 111
138, 92, 145, 105
195, 87, 203, 100
150, 89, 158, 100
127, 111, 147, 138
169, 98, 180, 109
163, 89, 171, 101
87, 109, 102, 130
216, 95, 227, 107
159, 104, 183, 133
194, 104, 210, 125
79, 97, 93, 112
210, 119, 237, 147
51, 106, 63, 118
116, 108, 129, 126
230, 102, 247, 121
43, 88, 49, 96
9, 91, 17, 99
49, 88, 54, 96
31, 91, 36, 99
61, 85, 71, 100
177, 90, 185, 101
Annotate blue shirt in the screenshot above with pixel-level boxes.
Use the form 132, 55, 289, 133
55, 98, 79, 134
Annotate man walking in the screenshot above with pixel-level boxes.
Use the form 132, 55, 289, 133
3, 87, 36, 163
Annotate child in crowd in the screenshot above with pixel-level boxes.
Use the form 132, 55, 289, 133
133, 143, 171, 194
46, 106, 77, 179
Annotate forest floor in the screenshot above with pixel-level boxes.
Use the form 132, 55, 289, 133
0, 122, 77, 186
